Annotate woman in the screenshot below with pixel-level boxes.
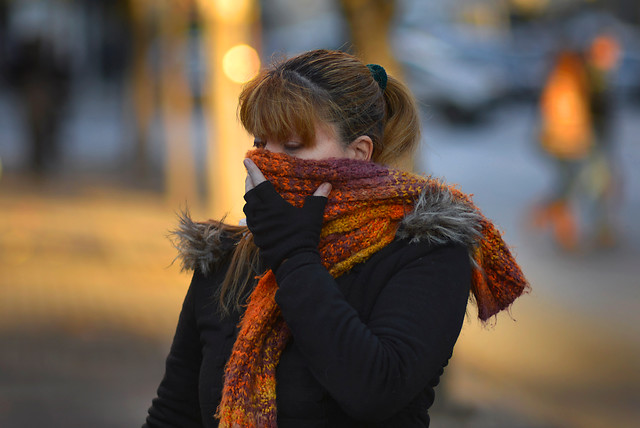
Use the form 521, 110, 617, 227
144, 49, 528, 428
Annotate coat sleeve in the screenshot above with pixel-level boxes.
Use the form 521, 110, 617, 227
274, 243, 471, 422
143, 271, 205, 428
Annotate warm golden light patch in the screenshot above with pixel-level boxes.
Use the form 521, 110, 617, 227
199, 0, 251, 23
222, 44, 261, 84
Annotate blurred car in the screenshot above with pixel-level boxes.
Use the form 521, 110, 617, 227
394, 28, 510, 123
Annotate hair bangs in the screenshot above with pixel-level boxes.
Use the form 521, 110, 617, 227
239, 71, 319, 145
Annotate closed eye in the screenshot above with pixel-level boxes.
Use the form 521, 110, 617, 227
283, 141, 303, 151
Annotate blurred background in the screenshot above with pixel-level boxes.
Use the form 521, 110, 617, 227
1, 0, 639, 427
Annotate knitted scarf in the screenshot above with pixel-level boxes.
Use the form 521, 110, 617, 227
216, 149, 529, 427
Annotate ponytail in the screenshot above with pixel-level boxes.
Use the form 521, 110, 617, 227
376, 76, 421, 168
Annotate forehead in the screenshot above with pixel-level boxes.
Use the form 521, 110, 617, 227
240, 69, 338, 145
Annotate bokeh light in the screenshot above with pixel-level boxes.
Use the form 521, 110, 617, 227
222, 44, 261, 84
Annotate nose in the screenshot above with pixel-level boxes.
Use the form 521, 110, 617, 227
264, 141, 283, 153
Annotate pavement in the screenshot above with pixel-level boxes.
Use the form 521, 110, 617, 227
0, 174, 191, 428
1, 99, 639, 428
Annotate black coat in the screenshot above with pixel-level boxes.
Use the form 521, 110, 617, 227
144, 186, 482, 427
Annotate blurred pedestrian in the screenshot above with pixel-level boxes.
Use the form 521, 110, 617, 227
584, 32, 621, 247
144, 49, 529, 427
5, 0, 72, 176
532, 36, 620, 250
7, 35, 70, 174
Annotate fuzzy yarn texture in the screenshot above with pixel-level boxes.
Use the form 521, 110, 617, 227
216, 149, 529, 427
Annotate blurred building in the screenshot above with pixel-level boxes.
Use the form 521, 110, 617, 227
1, 0, 639, 178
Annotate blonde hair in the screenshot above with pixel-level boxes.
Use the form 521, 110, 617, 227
218, 49, 421, 314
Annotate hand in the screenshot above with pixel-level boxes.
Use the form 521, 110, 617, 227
243, 158, 332, 271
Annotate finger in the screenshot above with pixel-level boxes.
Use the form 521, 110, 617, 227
243, 158, 267, 186
313, 182, 332, 198
245, 173, 254, 193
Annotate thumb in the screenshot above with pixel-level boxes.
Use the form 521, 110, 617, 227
313, 182, 332, 197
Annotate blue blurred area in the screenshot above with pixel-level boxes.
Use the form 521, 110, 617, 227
0, 2, 634, 164
2, 0, 640, 178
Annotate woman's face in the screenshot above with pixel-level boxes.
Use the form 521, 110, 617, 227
253, 123, 347, 160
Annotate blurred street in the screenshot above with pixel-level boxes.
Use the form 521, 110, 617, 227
422, 101, 640, 428
1, 98, 639, 427
0, 173, 193, 427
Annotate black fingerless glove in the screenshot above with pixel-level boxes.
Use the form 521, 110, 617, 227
243, 181, 328, 272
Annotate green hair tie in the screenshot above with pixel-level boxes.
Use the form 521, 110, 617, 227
366, 64, 387, 91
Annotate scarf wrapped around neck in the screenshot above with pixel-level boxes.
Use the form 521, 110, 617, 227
216, 149, 529, 427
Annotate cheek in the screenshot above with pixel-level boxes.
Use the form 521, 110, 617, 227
324, 144, 348, 159
310, 140, 347, 159
298, 145, 343, 160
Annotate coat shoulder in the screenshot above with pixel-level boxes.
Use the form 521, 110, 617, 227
397, 182, 483, 248
170, 211, 238, 276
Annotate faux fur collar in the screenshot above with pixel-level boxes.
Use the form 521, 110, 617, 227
171, 185, 483, 275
